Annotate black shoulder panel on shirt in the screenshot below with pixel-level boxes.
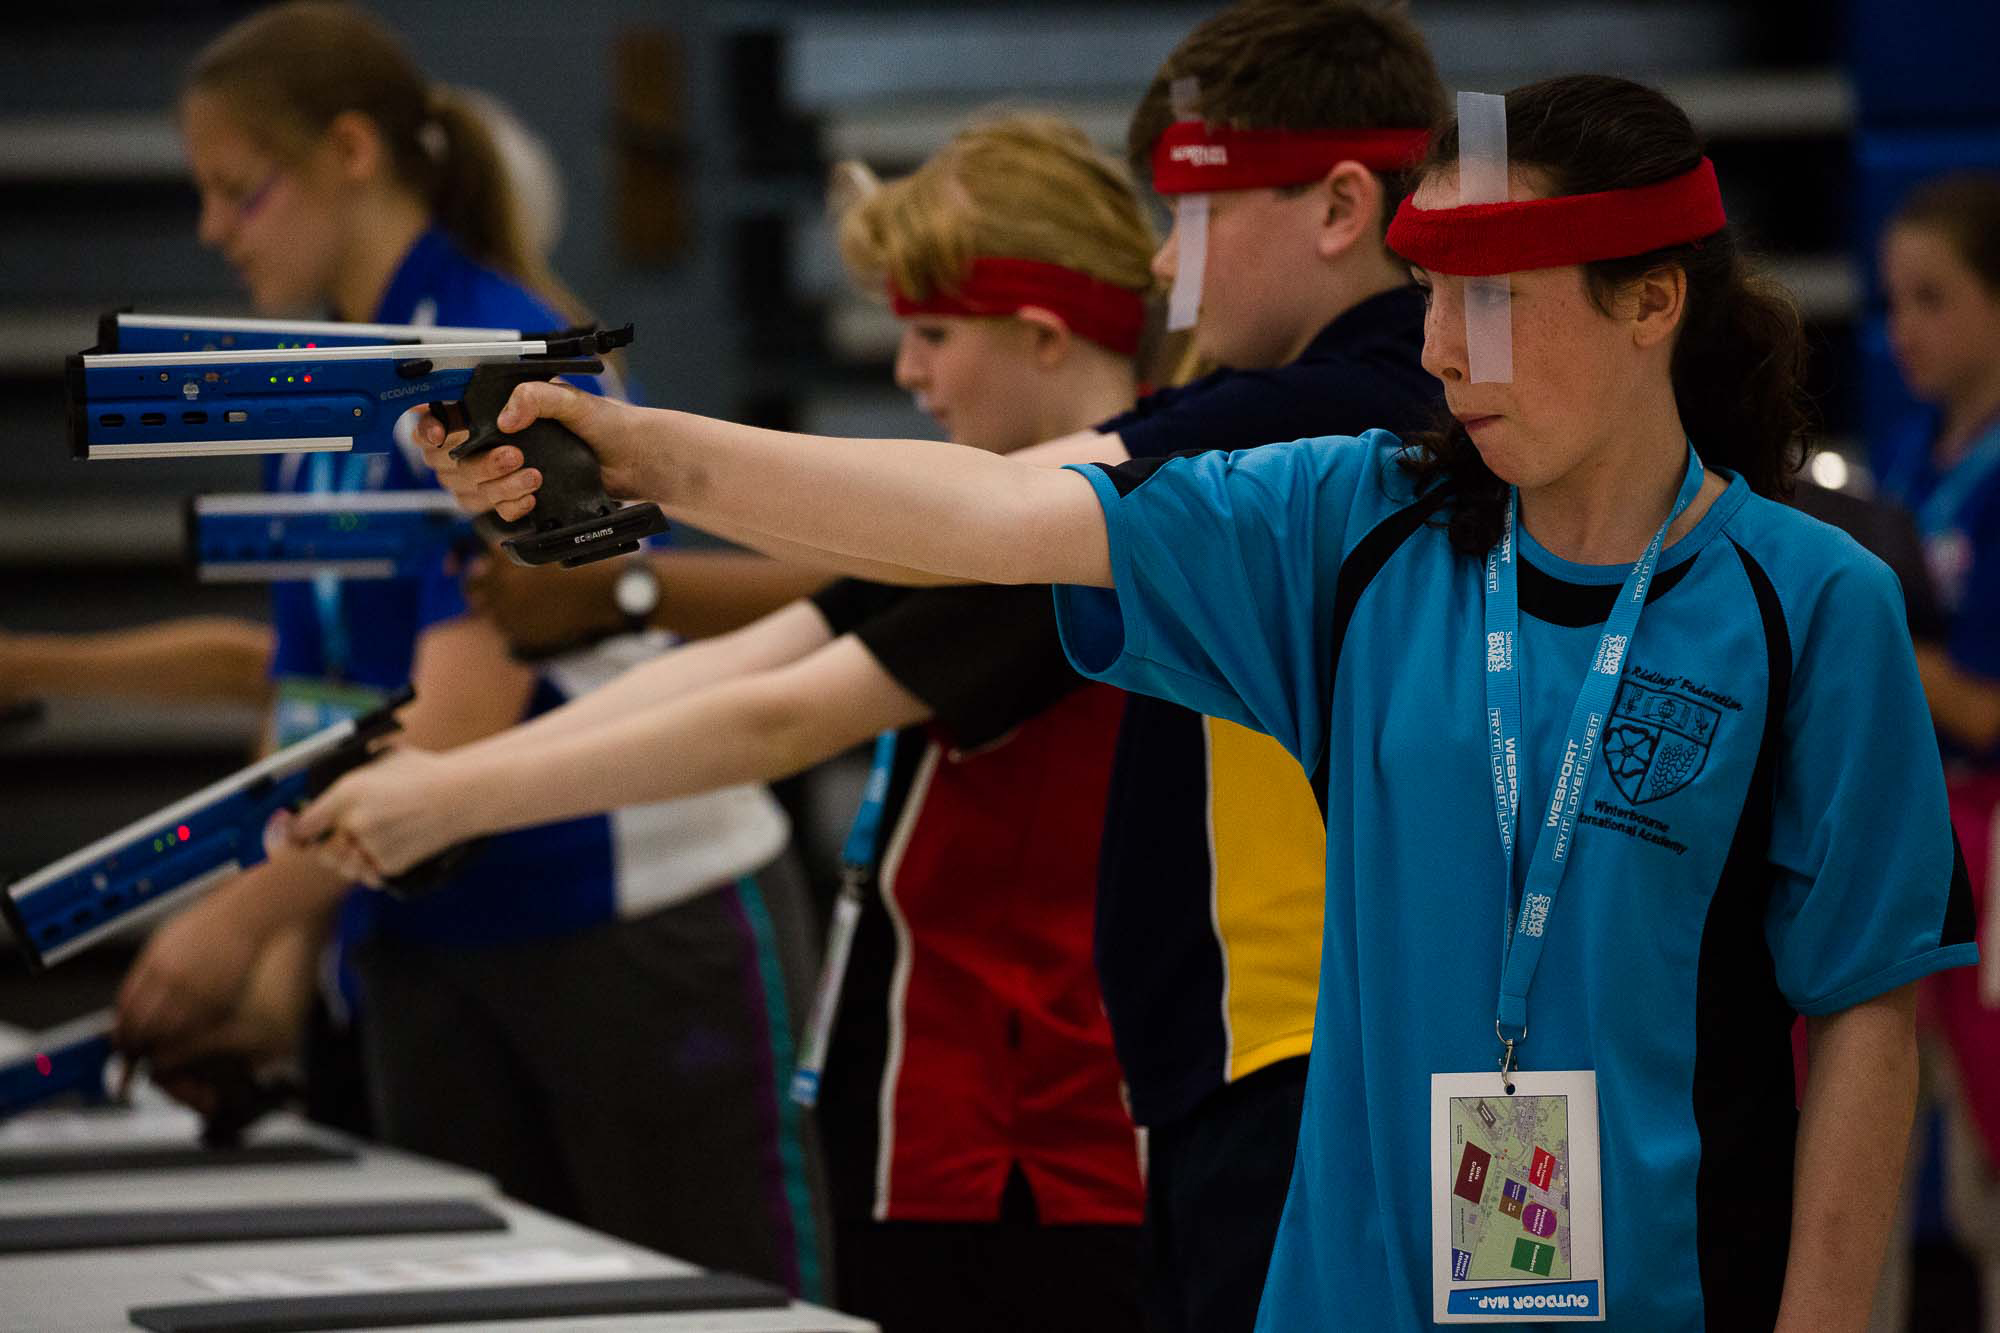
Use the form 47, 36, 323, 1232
1728, 541, 1793, 706
1308, 485, 1454, 814
1688, 539, 1796, 1326
1517, 552, 1700, 627
1094, 450, 1190, 498
1943, 833, 1978, 948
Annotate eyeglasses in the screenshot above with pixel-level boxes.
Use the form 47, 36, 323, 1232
208, 166, 285, 224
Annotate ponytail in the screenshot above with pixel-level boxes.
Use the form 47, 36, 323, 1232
426, 86, 588, 325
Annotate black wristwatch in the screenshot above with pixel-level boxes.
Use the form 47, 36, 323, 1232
612, 561, 662, 633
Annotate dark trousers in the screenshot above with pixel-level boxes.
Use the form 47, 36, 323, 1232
1140, 1056, 1309, 1333
836, 1165, 1144, 1333
300, 989, 375, 1140
351, 857, 829, 1299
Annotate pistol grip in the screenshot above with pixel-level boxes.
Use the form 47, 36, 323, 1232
449, 362, 666, 567
378, 840, 482, 900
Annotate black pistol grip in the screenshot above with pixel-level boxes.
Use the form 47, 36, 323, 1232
513, 417, 622, 518
378, 839, 482, 900
472, 508, 537, 549
452, 361, 665, 568
292, 688, 474, 900
459, 364, 615, 514
157, 1055, 297, 1149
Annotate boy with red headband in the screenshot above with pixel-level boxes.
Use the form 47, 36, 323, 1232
1056, 13, 1443, 1331
390, 5, 1445, 1329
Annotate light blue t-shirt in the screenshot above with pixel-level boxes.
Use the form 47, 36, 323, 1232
1055, 433, 1977, 1330
1879, 409, 2000, 767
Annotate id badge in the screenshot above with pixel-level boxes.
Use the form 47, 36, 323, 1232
1431, 1069, 1605, 1322
273, 677, 389, 748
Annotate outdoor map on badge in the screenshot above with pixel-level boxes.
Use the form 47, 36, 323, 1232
1448, 1093, 1569, 1282
1430, 1069, 1603, 1323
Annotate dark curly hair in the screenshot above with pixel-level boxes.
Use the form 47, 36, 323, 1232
1395, 75, 1812, 555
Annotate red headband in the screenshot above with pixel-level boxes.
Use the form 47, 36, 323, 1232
1386, 157, 1729, 276
1149, 122, 1431, 195
888, 257, 1146, 358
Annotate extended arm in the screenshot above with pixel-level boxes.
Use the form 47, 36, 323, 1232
1774, 984, 1920, 1332
146, 917, 327, 1117
0, 619, 273, 708
426, 386, 1117, 588
114, 613, 538, 1052
439, 598, 836, 770
1916, 645, 2000, 753
295, 632, 929, 881
1012, 427, 1134, 469
662, 516, 979, 589
463, 547, 835, 656
644, 549, 837, 636
663, 424, 1129, 586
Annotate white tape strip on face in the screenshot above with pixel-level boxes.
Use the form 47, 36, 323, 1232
1168, 195, 1209, 332
1166, 76, 1208, 333
1457, 91, 1514, 384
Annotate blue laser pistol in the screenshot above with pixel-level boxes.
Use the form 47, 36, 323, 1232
2, 689, 462, 971
189, 491, 473, 582
69, 317, 663, 567
0, 1014, 115, 1122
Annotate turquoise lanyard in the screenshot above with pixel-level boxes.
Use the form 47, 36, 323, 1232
1484, 445, 1705, 1087
838, 731, 900, 872
305, 452, 374, 680
790, 730, 900, 1107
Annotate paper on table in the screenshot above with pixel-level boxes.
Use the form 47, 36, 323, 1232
0, 1102, 199, 1149
186, 1248, 639, 1298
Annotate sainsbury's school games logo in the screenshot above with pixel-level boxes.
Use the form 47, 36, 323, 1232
1602, 680, 1720, 804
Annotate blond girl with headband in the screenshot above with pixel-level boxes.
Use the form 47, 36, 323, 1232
842, 118, 1155, 450
296, 113, 1157, 1332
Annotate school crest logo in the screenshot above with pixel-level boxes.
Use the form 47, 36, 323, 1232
1602, 682, 1719, 804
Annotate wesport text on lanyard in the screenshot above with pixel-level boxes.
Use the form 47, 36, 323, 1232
790, 729, 898, 1107
1484, 443, 1705, 1091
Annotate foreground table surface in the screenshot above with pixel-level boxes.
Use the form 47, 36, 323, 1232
0, 1102, 873, 1332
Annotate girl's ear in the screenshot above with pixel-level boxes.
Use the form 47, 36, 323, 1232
1629, 265, 1689, 350
1014, 306, 1074, 366
323, 109, 388, 185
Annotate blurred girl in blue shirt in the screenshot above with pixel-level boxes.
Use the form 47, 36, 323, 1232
1878, 172, 2000, 1299
112, 0, 824, 1297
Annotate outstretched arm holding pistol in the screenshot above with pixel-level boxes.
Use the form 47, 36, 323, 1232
114, 614, 536, 1058
422, 381, 1115, 590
